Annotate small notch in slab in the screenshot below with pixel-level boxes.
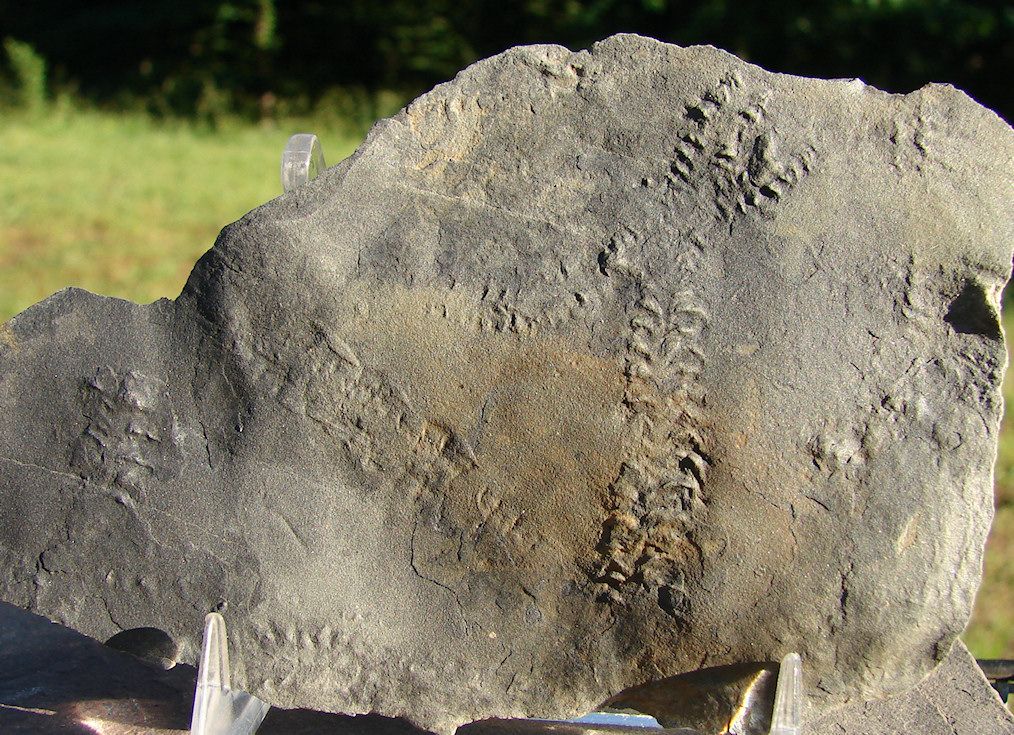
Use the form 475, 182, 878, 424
944, 280, 1001, 340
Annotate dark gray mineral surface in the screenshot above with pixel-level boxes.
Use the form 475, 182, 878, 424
1, 34, 1012, 734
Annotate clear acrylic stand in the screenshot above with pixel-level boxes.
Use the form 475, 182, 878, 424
280, 133, 325, 192
769, 652, 803, 735
190, 613, 271, 735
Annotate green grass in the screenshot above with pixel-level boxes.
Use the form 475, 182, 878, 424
0, 108, 361, 317
965, 314, 1014, 659
0, 108, 1011, 660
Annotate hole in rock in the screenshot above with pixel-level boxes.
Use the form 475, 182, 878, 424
104, 627, 179, 669
944, 280, 1001, 340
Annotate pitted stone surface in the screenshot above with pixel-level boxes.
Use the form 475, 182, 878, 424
0, 35, 1012, 734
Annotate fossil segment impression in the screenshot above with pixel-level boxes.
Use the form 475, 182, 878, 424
0, 34, 1012, 734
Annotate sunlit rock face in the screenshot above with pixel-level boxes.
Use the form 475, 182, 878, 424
0, 34, 1011, 735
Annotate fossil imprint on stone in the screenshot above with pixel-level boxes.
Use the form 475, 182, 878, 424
0, 34, 1012, 735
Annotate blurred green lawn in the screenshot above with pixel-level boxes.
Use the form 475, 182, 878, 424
1, 109, 1011, 659
0, 109, 361, 316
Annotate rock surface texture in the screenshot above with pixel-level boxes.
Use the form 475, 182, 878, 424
805, 642, 1014, 735
0, 34, 1012, 734
1, 603, 1011, 734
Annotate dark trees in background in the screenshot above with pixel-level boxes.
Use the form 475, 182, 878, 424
1, 0, 1010, 121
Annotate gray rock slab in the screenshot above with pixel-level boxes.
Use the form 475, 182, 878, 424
1, 33, 1012, 734
805, 641, 1014, 734
1, 603, 1010, 734
0, 602, 195, 734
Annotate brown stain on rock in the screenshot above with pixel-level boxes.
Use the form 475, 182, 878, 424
334, 282, 634, 582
